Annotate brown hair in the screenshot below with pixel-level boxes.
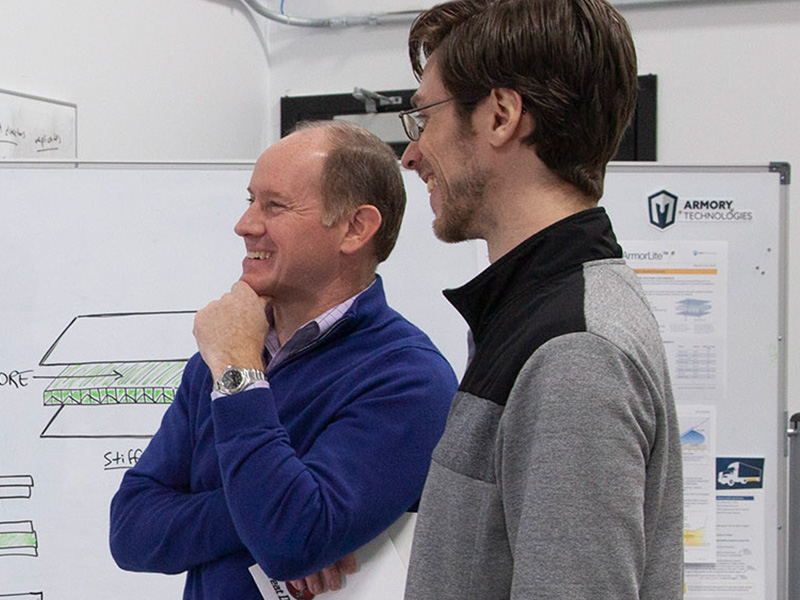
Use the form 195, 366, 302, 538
408, 0, 638, 199
294, 120, 406, 263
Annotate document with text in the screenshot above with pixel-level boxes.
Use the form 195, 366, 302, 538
250, 512, 415, 600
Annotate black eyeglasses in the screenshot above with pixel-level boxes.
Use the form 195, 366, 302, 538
398, 98, 455, 142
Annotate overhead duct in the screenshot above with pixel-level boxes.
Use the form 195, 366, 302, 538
240, 0, 421, 27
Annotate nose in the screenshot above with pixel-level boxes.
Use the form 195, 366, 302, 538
401, 140, 421, 171
234, 202, 262, 238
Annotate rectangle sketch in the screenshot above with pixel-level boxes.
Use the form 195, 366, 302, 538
0, 521, 38, 557
38, 311, 198, 439
0, 476, 34, 500
0, 88, 76, 159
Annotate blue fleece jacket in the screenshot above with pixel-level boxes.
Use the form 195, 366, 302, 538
109, 278, 457, 599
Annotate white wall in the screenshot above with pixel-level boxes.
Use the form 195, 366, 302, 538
261, 4, 423, 146
0, 0, 269, 161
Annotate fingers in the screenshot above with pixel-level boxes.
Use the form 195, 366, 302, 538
232, 280, 271, 311
287, 555, 356, 596
338, 552, 358, 575
321, 563, 344, 591
230, 280, 258, 301
192, 282, 270, 378
295, 571, 324, 595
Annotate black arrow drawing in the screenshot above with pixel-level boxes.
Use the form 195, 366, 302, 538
32, 369, 124, 381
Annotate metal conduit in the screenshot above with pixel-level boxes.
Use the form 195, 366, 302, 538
240, 0, 420, 27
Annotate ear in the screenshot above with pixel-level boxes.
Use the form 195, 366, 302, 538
340, 204, 382, 256
485, 88, 530, 148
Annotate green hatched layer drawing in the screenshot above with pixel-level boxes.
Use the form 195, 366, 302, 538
43, 361, 186, 405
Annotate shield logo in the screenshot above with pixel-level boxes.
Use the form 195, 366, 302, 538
648, 190, 678, 230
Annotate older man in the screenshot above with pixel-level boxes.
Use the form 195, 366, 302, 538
398, 1, 684, 599
109, 121, 457, 598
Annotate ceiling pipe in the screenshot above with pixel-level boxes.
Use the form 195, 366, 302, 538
240, 0, 421, 28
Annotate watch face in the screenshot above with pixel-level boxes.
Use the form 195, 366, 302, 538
222, 369, 244, 390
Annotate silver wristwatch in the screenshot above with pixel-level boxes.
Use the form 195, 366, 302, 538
213, 366, 266, 396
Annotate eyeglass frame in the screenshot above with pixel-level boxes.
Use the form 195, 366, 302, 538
397, 97, 455, 142
398, 96, 527, 142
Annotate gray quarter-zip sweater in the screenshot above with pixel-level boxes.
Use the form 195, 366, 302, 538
404, 208, 683, 600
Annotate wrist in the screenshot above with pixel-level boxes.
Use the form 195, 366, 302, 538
208, 355, 264, 381
213, 366, 266, 396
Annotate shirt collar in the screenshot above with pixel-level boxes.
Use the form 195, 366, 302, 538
443, 208, 621, 341
265, 278, 376, 372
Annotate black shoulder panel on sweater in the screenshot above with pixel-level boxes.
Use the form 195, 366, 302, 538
458, 269, 587, 406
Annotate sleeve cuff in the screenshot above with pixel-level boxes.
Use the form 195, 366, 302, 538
210, 379, 270, 402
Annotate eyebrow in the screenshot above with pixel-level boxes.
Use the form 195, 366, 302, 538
248, 187, 293, 203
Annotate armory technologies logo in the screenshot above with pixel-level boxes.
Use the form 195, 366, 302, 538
648, 190, 678, 229
648, 190, 753, 230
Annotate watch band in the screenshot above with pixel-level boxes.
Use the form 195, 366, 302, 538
213, 366, 266, 396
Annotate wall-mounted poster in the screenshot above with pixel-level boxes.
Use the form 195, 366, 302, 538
0, 89, 77, 159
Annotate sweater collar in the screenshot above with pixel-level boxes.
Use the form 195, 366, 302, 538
443, 207, 622, 338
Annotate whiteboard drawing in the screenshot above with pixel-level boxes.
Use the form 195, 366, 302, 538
0, 594, 43, 599
0, 476, 34, 500
41, 362, 185, 406
0, 88, 76, 159
0, 521, 38, 557
38, 311, 197, 439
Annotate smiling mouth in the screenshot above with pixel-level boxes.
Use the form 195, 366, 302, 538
427, 177, 438, 192
246, 251, 273, 259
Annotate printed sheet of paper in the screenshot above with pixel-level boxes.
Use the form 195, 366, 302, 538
678, 404, 717, 564
250, 513, 414, 600
622, 240, 728, 403
684, 458, 766, 599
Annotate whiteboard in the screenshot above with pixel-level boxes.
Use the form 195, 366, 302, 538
0, 163, 250, 598
0, 162, 788, 599
0, 162, 482, 599
602, 164, 789, 600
